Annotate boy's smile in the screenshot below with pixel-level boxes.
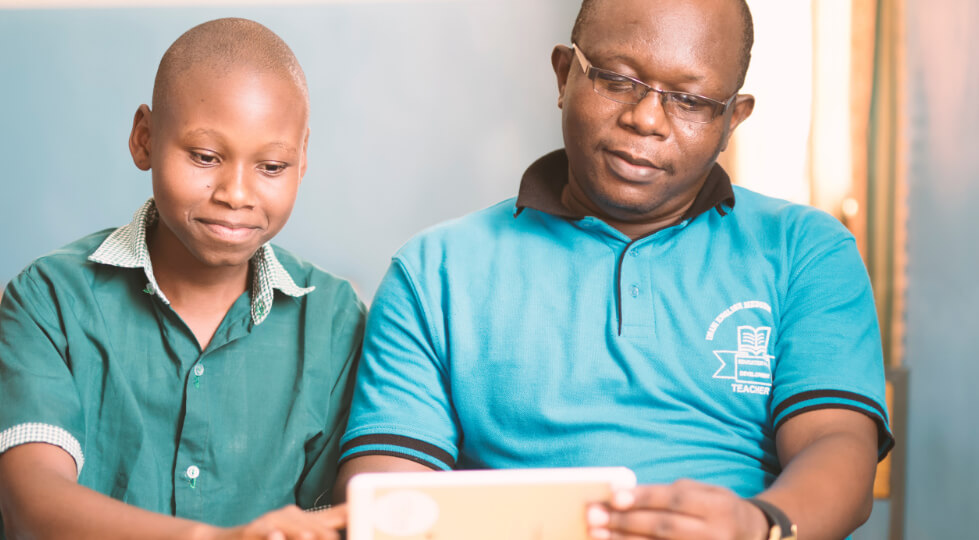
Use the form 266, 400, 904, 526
129, 64, 309, 272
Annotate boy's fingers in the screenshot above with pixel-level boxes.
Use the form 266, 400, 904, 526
309, 504, 347, 528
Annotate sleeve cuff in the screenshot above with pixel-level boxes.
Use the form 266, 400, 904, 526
339, 433, 455, 471
0, 423, 85, 477
773, 390, 895, 461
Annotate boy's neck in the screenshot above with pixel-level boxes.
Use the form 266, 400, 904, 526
147, 223, 251, 350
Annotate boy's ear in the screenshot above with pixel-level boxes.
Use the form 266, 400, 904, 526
298, 127, 310, 182
129, 104, 153, 171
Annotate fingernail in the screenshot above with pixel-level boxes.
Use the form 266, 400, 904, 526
613, 490, 635, 508
586, 505, 610, 526
589, 527, 611, 539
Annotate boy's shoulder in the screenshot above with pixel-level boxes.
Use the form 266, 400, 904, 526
267, 243, 362, 305
16, 228, 117, 282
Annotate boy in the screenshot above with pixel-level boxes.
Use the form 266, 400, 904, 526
0, 18, 358, 540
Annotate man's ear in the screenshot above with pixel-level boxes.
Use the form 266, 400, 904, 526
129, 104, 153, 171
551, 45, 574, 109
719, 94, 755, 152
298, 127, 310, 182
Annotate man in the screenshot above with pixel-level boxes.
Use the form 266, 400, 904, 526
337, 1, 893, 538
0, 19, 357, 539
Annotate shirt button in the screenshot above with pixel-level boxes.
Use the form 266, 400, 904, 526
631, 285, 641, 298
186, 465, 200, 479
629, 249, 639, 257
194, 364, 205, 377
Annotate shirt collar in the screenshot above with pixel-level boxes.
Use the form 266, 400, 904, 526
514, 149, 736, 221
88, 198, 314, 325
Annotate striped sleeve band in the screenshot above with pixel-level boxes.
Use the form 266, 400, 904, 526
773, 390, 895, 460
339, 434, 455, 471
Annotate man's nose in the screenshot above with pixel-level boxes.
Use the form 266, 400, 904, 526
620, 90, 672, 138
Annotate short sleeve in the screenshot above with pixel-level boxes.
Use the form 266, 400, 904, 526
339, 258, 460, 471
0, 266, 87, 474
295, 282, 366, 509
771, 221, 894, 460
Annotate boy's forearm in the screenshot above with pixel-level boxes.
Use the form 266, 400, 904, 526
0, 443, 215, 540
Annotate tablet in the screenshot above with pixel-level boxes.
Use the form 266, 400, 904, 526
347, 466, 637, 540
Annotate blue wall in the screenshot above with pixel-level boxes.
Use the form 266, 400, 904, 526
0, 1, 575, 299
900, 0, 979, 536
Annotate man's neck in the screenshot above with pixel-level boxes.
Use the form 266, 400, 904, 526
560, 182, 695, 240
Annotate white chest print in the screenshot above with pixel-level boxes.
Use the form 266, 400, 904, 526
706, 301, 774, 396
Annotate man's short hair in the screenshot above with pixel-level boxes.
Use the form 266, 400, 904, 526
152, 17, 309, 113
570, 0, 754, 90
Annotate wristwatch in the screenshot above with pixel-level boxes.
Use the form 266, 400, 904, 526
746, 498, 798, 540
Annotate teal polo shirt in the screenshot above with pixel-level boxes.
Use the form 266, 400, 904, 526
0, 199, 365, 527
341, 150, 893, 497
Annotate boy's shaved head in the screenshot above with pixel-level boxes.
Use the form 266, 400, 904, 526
152, 17, 308, 114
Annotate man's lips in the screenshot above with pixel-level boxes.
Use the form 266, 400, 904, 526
604, 149, 667, 182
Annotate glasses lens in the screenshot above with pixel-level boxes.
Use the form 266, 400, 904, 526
592, 70, 643, 104
664, 92, 719, 123
590, 67, 724, 123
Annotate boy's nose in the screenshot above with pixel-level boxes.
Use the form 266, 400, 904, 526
213, 164, 256, 209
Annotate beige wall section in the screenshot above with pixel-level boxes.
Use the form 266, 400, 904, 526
724, 0, 813, 205
0, 0, 451, 8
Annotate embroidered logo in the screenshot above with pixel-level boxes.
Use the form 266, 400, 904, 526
706, 302, 774, 396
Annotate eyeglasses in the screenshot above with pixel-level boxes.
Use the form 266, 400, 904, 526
572, 43, 737, 124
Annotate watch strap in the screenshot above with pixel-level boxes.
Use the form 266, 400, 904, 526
746, 498, 798, 540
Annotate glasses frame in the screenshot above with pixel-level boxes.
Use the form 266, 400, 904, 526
571, 43, 738, 124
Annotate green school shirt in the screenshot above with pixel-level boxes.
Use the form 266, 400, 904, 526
0, 199, 365, 528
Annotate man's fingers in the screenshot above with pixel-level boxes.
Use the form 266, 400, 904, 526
606, 508, 707, 539
618, 479, 728, 515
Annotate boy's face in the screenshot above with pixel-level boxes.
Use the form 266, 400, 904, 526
129, 65, 309, 269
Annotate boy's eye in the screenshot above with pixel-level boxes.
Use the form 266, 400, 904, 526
258, 162, 287, 175
190, 151, 219, 165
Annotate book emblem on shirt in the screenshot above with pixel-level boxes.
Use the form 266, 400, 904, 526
712, 325, 774, 395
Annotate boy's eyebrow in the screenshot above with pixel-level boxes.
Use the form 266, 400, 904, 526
182, 129, 299, 155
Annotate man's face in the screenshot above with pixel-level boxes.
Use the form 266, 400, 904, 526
131, 66, 309, 269
554, 0, 754, 224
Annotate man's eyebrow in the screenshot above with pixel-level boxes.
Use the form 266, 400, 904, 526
599, 53, 706, 83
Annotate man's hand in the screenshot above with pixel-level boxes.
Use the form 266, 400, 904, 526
208, 504, 347, 540
585, 480, 769, 540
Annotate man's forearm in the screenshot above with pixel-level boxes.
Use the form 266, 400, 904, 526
759, 410, 879, 540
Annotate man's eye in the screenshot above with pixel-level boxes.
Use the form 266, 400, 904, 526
670, 93, 710, 111
597, 73, 636, 93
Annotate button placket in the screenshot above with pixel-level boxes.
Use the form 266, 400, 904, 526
186, 465, 200, 488
192, 363, 204, 388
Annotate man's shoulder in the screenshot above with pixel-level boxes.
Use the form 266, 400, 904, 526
729, 186, 852, 239
394, 197, 520, 258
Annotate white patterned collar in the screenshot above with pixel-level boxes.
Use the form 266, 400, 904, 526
88, 199, 314, 325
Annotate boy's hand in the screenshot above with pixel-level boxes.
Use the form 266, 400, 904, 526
208, 504, 347, 540
585, 480, 769, 540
